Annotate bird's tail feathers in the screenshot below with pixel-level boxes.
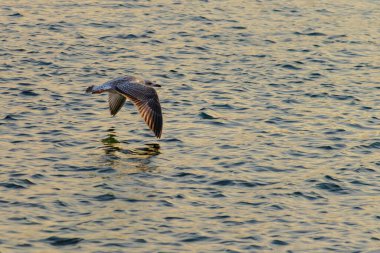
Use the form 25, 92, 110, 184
86, 85, 94, 93
85, 83, 112, 94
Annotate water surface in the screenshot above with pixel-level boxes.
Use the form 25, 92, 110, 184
1, 0, 380, 252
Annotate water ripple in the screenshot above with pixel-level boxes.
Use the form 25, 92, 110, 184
1, 1, 379, 252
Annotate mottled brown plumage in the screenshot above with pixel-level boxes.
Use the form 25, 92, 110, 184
86, 76, 163, 138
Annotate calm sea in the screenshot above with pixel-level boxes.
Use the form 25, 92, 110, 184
1, 0, 379, 252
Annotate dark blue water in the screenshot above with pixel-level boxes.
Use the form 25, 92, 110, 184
1, 1, 380, 252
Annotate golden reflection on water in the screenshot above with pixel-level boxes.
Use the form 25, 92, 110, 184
1, 0, 380, 251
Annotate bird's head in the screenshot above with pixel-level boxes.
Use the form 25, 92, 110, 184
145, 80, 161, 87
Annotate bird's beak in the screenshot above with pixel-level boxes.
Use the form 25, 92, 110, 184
153, 83, 161, 87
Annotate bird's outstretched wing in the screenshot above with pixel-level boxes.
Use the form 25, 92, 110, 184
114, 82, 163, 138
108, 91, 126, 116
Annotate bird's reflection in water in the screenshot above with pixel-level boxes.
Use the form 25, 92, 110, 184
101, 127, 122, 155
100, 127, 160, 171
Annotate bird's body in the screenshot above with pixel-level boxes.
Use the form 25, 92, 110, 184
86, 76, 163, 138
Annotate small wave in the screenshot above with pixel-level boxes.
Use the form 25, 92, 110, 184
94, 193, 116, 201
44, 236, 83, 246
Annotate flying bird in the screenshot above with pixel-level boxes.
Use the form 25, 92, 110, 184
86, 76, 163, 138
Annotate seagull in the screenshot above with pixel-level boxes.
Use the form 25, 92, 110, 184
86, 76, 163, 138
